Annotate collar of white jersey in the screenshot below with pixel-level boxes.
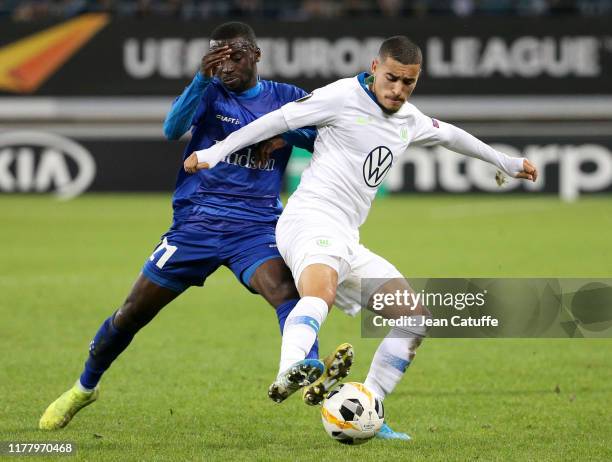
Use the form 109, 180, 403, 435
357, 72, 378, 105
356, 72, 411, 117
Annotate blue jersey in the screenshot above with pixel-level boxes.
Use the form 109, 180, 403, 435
170, 78, 312, 225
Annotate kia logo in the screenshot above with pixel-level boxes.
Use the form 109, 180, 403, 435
0, 132, 95, 199
363, 146, 393, 188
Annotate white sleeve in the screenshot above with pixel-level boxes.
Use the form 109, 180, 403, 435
195, 109, 289, 167
281, 81, 347, 129
195, 80, 347, 168
411, 108, 525, 177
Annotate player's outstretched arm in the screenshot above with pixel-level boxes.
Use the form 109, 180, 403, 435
253, 127, 317, 168
428, 121, 537, 182
184, 109, 290, 173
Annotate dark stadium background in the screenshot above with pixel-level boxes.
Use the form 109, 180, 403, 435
1, 1, 611, 199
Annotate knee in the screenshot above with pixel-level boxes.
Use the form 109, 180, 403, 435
413, 303, 431, 319
257, 275, 300, 307
272, 279, 300, 304
306, 287, 336, 309
114, 297, 147, 334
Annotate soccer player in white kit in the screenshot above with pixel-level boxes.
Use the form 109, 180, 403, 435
184, 36, 538, 440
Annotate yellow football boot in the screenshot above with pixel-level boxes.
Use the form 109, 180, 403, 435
303, 343, 353, 406
39, 382, 99, 430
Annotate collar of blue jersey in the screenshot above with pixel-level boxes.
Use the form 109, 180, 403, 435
357, 72, 378, 105
229, 78, 262, 99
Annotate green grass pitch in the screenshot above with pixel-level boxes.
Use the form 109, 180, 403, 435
1, 194, 611, 461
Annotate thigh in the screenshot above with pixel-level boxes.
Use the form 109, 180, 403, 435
223, 223, 288, 296
347, 246, 429, 318
368, 277, 430, 319
275, 212, 351, 288
335, 245, 404, 316
297, 263, 338, 309
249, 257, 299, 307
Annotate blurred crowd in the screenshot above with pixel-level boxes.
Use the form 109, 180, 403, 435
2, 0, 611, 21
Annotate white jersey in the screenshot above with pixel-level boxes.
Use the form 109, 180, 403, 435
191, 73, 525, 302
194, 74, 525, 233
281, 76, 444, 229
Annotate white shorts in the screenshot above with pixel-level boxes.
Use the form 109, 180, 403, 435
276, 211, 403, 316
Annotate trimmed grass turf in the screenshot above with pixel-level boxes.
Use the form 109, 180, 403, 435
1, 194, 611, 461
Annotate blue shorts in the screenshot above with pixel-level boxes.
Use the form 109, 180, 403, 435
142, 218, 282, 293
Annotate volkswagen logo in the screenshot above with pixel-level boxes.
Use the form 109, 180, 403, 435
363, 146, 393, 188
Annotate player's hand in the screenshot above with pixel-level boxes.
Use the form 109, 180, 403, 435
200, 45, 232, 78
515, 159, 538, 182
183, 152, 209, 174
253, 136, 286, 168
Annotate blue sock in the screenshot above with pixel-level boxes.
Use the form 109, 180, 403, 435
276, 299, 319, 359
79, 313, 135, 389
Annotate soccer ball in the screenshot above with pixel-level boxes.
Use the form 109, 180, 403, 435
321, 382, 384, 445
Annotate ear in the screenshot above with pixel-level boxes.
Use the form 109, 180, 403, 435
254, 47, 261, 63
371, 58, 378, 74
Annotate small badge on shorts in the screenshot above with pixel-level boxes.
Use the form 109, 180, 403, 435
316, 238, 331, 247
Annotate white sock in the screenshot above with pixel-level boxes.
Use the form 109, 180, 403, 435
364, 318, 427, 399
76, 380, 95, 393
278, 296, 328, 373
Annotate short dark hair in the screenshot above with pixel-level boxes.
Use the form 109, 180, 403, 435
210, 22, 257, 46
378, 36, 422, 65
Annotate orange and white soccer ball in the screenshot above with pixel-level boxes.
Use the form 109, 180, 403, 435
321, 382, 384, 445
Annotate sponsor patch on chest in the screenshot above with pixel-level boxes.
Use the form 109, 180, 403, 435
216, 114, 241, 125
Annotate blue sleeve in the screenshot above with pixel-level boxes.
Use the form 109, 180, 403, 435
163, 73, 211, 140
281, 127, 317, 152
279, 85, 316, 152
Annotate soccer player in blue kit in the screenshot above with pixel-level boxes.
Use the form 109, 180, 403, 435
39, 22, 352, 431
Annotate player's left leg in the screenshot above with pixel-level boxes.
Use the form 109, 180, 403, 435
39, 274, 182, 430
364, 277, 430, 400
40, 223, 222, 430
365, 277, 429, 441
338, 247, 431, 440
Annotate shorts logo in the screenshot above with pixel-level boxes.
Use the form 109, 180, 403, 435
363, 146, 393, 188
316, 238, 331, 247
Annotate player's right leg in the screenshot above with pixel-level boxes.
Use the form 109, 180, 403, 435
269, 213, 357, 403
39, 274, 180, 430
268, 262, 342, 403
248, 257, 351, 405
